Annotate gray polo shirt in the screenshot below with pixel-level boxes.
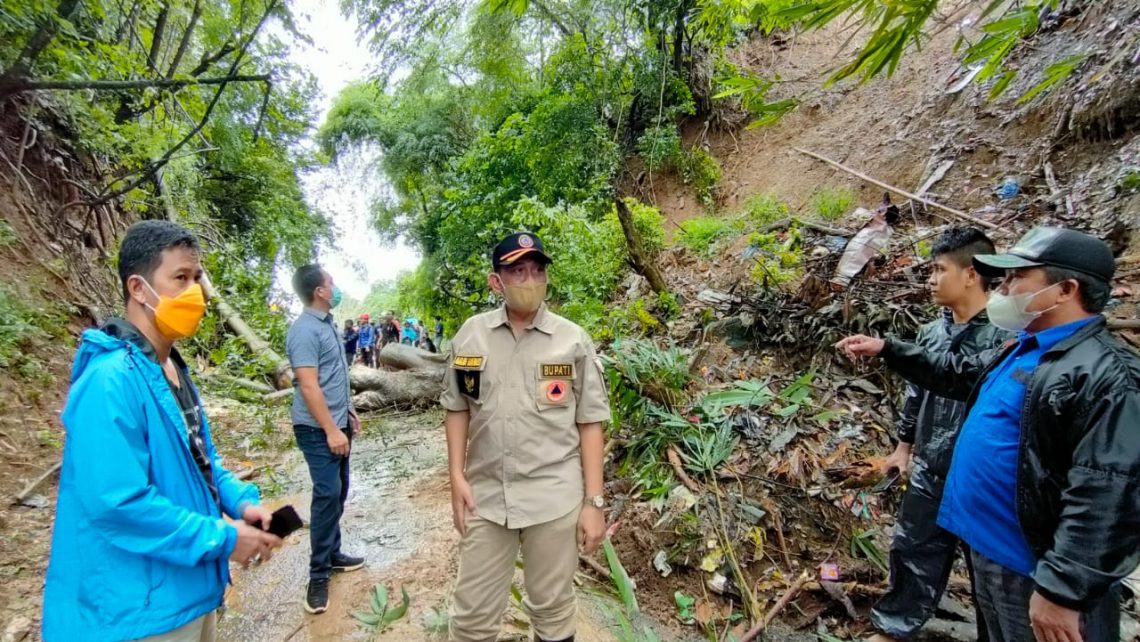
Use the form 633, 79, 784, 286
286, 308, 352, 429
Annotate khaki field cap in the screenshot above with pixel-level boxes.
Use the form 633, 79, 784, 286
972, 226, 1114, 283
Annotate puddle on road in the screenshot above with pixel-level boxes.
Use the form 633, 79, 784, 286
219, 412, 450, 642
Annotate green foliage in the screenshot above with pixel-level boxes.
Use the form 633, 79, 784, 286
1017, 53, 1089, 104
811, 187, 855, 220
0, 220, 15, 247
1, 0, 330, 377
749, 227, 804, 288
676, 216, 742, 256
1120, 168, 1140, 193
743, 192, 790, 226
714, 65, 798, 128
0, 286, 66, 380
637, 124, 683, 173
352, 584, 411, 635
677, 146, 722, 207
851, 529, 889, 574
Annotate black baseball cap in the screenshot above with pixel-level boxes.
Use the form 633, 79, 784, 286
491, 232, 553, 269
972, 226, 1114, 283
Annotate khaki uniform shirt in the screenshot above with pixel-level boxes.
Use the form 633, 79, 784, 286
440, 305, 611, 528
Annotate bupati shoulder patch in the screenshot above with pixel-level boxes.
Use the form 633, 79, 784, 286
541, 363, 573, 378
453, 355, 485, 369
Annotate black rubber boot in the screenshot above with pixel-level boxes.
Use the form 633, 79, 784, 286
533, 635, 574, 642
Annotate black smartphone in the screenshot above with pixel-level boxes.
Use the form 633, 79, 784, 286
267, 505, 304, 539
872, 472, 901, 494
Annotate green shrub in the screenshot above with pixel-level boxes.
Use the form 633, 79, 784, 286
811, 186, 855, 220
749, 227, 804, 288
743, 192, 790, 226
0, 286, 65, 382
637, 124, 683, 173
676, 215, 741, 256
678, 147, 721, 207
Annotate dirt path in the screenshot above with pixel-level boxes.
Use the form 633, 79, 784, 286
218, 411, 679, 642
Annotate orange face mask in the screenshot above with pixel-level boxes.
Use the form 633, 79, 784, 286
141, 280, 207, 340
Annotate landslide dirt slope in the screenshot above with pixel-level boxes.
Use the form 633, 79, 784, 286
640, 1, 1139, 256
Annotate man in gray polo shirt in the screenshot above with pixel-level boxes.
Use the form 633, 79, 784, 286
286, 264, 364, 615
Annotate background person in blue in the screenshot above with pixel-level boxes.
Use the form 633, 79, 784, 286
838, 227, 1140, 642
43, 220, 282, 642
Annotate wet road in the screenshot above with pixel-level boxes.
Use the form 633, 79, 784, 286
216, 412, 655, 642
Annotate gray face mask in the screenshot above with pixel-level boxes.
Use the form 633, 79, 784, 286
986, 283, 1060, 332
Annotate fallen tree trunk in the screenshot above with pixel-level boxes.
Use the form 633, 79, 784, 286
614, 195, 668, 293
352, 369, 446, 411
378, 343, 448, 371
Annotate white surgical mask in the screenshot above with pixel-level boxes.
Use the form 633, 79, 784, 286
986, 283, 1060, 332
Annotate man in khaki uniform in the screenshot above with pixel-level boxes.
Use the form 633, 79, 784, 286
441, 232, 610, 642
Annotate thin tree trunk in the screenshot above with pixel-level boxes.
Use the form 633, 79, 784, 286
0, 0, 83, 96
153, 168, 291, 385
166, 0, 202, 77
672, 3, 687, 78
613, 196, 667, 293
148, 3, 169, 71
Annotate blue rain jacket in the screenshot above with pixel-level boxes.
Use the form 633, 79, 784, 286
42, 321, 260, 641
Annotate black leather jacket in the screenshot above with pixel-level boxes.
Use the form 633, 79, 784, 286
882, 316, 1140, 610
896, 309, 1011, 478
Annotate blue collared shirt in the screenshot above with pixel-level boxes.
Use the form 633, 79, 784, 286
937, 315, 1097, 576
286, 308, 352, 428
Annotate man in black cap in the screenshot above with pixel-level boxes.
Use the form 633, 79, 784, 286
836, 227, 1140, 642
440, 232, 611, 642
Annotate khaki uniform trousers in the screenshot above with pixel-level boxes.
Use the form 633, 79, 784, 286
449, 506, 580, 642
134, 611, 217, 642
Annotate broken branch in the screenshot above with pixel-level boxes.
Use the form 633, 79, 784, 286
793, 147, 998, 230
740, 571, 811, 642
4, 73, 270, 95
13, 461, 62, 505
667, 445, 702, 493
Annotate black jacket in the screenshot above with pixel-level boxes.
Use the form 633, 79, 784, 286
896, 309, 1011, 478
882, 316, 1140, 611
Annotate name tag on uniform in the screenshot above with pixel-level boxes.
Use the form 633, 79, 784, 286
453, 355, 485, 399
540, 363, 573, 378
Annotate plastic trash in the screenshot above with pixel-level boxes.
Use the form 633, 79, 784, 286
832, 210, 892, 286
997, 177, 1020, 199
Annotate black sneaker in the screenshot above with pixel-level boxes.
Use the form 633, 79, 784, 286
331, 553, 365, 573
304, 578, 330, 614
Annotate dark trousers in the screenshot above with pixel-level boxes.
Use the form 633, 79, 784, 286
971, 550, 1120, 642
294, 424, 353, 580
872, 463, 988, 640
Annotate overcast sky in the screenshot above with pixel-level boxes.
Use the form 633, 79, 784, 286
286, 0, 421, 300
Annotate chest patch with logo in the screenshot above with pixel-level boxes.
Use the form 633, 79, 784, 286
545, 380, 568, 403
541, 363, 573, 378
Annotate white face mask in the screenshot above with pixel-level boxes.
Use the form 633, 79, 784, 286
986, 283, 1061, 332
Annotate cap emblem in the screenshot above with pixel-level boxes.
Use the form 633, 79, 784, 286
519, 234, 534, 248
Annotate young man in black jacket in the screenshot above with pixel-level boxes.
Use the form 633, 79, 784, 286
838, 227, 1139, 642
870, 228, 1010, 641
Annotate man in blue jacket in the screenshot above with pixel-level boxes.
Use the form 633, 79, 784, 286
42, 220, 282, 642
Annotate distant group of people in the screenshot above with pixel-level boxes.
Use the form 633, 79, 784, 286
342, 312, 443, 366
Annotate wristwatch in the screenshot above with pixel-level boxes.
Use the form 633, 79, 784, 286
584, 495, 605, 509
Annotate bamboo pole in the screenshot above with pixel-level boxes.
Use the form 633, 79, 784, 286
793, 148, 999, 230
